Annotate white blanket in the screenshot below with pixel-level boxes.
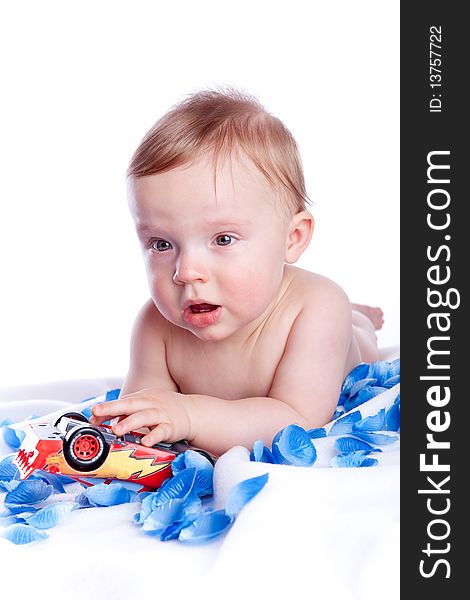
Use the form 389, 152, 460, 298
0, 363, 399, 600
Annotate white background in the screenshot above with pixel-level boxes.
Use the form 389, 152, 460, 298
0, 1, 399, 386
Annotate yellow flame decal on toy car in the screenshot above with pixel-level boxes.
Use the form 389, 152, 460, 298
45, 446, 170, 481
96, 447, 170, 481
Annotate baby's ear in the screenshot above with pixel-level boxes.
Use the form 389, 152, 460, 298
284, 210, 314, 263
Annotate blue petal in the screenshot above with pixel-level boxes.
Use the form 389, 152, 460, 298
179, 509, 233, 543
29, 471, 75, 493
134, 486, 173, 524
334, 437, 380, 454
160, 514, 199, 541
339, 450, 376, 457
341, 363, 370, 393
2, 426, 25, 451
271, 430, 288, 464
141, 498, 188, 535
153, 468, 197, 505
80, 406, 93, 420
105, 389, 121, 401
2, 524, 49, 545
331, 408, 345, 419
330, 452, 378, 468
0, 514, 26, 526
352, 431, 399, 445
352, 409, 386, 432
1, 480, 21, 492
385, 396, 401, 431
79, 482, 137, 507
259, 446, 276, 464
135, 469, 200, 525
273, 425, 317, 467
170, 452, 187, 475
271, 429, 289, 465
383, 375, 400, 388
344, 386, 387, 412
251, 439, 264, 462
364, 385, 388, 398
329, 411, 362, 435
172, 451, 213, 497
179, 490, 202, 515
1, 510, 36, 525
306, 427, 327, 439
349, 378, 378, 398
25, 502, 78, 529
271, 428, 292, 464
367, 361, 392, 384
388, 358, 400, 377
2, 504, 40, 516
134, 493, 159, 525
5, 480, 53, 507
250, 440, 276, 463
366, 359, 400, 384
76, 493, 96, 509
225, 473, 269, 517
0, 455, 20, 481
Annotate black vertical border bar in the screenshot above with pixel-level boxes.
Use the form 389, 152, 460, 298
401, 2, 466, 596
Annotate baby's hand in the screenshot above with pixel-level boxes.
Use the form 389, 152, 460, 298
90, 389, 192, 446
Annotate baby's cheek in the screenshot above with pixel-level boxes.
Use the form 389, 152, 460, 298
150, 274, 173, 302
227, 261, 280, 306
147, 282, 177, 324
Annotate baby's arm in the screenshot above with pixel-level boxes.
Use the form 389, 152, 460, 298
92, 282, 353, 456
119, 299, 179, 397
92, 299, 195, 440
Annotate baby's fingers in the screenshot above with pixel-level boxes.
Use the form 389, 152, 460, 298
141, 423, 173, 447
89, 413, 113, 427
91, 401, 120, 423
91, 395, 148, 421
112, 408, 162, 436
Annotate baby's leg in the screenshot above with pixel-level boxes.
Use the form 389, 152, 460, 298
352, 309, 380, 363
351, 303, 384, 330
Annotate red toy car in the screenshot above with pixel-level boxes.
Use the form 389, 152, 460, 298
14, 412, 217, 490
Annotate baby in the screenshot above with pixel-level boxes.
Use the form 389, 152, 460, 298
91, 88, 384, 455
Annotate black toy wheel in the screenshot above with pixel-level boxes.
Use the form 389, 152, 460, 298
63, 426, 109, 472
54, 412, 89, 428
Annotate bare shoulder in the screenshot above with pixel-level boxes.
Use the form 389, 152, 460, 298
269, 267, 354, 427
284, 265, 351, 318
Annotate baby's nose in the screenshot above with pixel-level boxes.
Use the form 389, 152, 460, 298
173, 255, 208, 285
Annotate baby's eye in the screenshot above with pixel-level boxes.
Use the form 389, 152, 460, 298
215, 234, 235, 246
151, 239, 173, 252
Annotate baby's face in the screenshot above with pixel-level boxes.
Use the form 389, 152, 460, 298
127, 153, 291, 342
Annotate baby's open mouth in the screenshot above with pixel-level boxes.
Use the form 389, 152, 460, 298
183, 302, 222, 328
190, 303, 220, 313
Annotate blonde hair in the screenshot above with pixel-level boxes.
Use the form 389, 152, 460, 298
127, 86, 311, 214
